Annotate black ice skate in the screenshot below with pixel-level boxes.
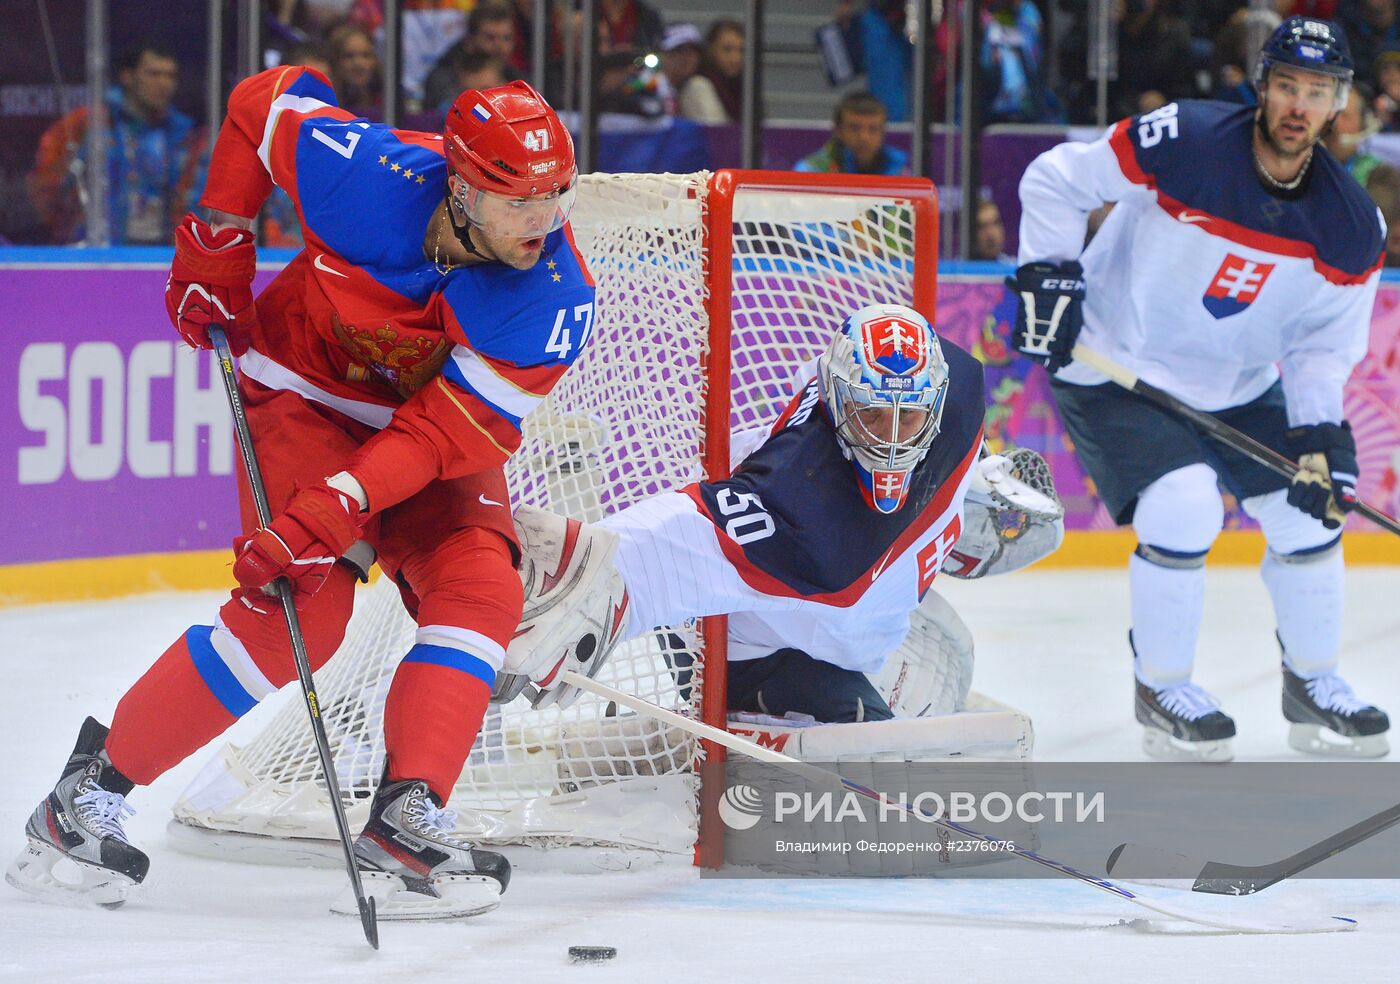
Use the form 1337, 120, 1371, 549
1283, 662, 1390, 758
332, 777, 510, 920
1135, 680, 1236, 762
6, 717, 148, 908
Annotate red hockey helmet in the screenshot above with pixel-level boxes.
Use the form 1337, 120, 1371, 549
444, 81, 577, 237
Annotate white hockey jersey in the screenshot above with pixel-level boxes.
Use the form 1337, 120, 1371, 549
1018, 100, 1383, 425
600, 343, 985, 675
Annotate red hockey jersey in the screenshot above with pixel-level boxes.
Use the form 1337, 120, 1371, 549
200, 66, 595, 511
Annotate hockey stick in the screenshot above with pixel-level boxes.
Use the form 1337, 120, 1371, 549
559, 670, 1356, 934
209, 328, 380, 950
1069, 344, 1400, 536
1106, 800, 1400, 896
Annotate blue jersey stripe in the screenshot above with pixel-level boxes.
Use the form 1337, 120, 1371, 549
184, 624, 258, 718
285, 70, 338, 107
402, 643, 497, 687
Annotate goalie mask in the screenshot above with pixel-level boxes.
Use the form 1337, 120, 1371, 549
443, 81, 577, 249
818, 304, 949, 514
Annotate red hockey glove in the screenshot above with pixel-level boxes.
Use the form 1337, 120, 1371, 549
165, 212, 257, 356
233, 482, 365, 611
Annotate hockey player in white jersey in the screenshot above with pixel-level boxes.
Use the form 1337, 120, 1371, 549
1008, 16, 1389, 760
500, 304, 1060, 753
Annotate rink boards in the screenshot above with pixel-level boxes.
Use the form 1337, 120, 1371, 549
3, 248, 1398, 603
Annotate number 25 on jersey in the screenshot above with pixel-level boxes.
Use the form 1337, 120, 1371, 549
1137, 103, 1179, 148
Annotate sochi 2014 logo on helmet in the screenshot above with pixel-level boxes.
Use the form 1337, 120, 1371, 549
858, 312, 929, 391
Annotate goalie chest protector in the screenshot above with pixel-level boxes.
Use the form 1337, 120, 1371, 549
686, 339, 985, 602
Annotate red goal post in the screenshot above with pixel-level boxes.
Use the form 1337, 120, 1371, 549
695, 171, 939, 866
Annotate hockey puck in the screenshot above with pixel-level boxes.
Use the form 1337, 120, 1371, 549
568, 946, 617, 963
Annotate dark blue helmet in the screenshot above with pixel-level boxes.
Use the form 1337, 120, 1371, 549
1257, 16, 1354, 87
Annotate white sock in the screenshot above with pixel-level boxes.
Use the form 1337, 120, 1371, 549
1130, 551, 1205, 688
1261, 546, 1344, 677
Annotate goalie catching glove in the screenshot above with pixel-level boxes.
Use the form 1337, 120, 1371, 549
943, 448, 1064, 579
498, 506, 631, 710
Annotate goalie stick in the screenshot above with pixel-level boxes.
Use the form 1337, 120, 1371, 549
1070, 344, 1400, 537
1106, 800, 1400, 896
559, 670, 1356, 934
210, 328, 380, 950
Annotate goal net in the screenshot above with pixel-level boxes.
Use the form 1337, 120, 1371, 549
172, 170, 943, 860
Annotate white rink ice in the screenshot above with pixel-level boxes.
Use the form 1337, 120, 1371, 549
2, 566, 1397, 984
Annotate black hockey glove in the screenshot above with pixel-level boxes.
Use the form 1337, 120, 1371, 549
1005, 260, 1086, 373
1285, 421, 1359, 530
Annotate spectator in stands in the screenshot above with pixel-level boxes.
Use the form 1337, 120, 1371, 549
794, 91, 909, 176
1339, 0, 1400, 83
283, 40, 332, 77
328, 22, 384, 120
28, 40, 204, 245
972, 197, 1015, 263
1373, 42, 1400, 128
1383, 200, 1400, 264
1326, 81, 1394, 189
981, 0, 1064, 124
658, 23, 704, 116
1327, 79, 1400, 222
1211, 7, 1282, 104
680, 19, 745, 123
840, 0, 915, 123
424, 2, 522, 113
599, 0, 665, 55
597, 49, 667, 118
455, 52, 509, 96
1114, 0, 1196, 116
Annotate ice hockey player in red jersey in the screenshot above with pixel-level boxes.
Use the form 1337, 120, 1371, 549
6, 67, 595, 919
1007, 17, 1389, 760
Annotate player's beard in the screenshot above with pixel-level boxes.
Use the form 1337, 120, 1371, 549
1256, 99, 1332, 163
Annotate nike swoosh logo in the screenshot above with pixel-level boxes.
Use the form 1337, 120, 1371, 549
870, 546, 898, 582
479, 493, 504, 507
1177, 212, 1210, 225
314, 253, 350, 278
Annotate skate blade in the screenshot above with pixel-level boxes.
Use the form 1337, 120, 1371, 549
5, 839, 137, 909
331, 871, 501, 921
1288, 723, 1390, 759
1141, 728, 1233, 762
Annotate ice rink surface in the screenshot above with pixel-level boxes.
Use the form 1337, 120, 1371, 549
2, 566, 1397, 983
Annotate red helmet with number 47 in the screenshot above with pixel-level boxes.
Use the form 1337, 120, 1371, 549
444, 81, 577, 237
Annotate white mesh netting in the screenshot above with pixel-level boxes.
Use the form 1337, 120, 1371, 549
172, 171, 932, 854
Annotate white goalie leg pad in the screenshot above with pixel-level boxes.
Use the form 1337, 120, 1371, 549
869, 590, 974, 717
726, 701, 1033, 763
725, 704, 1035, 875
506, 505, 632, 709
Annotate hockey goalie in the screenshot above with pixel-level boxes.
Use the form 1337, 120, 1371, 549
500, 305, 1061, 869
